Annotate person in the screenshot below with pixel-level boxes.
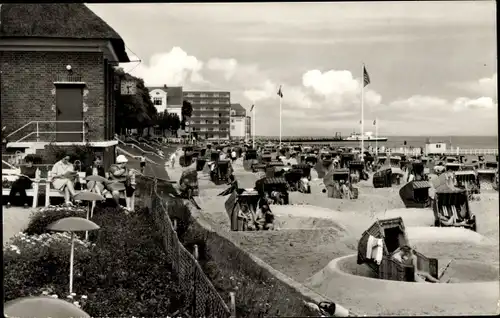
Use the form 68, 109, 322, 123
157, 149, 164, 157
341, 180, 352, 199
139, 153, 147, 173
256, 203, 275, 230
51, 155, 79, 206
170, 150, 177, 168
85, 156, 107, 196
392, 246, 441, 283
6, 156, 38, 208
239, 204, 256, 231
219, 150, 228, 160
231, 149, 237, 162
107, 155, 135, 212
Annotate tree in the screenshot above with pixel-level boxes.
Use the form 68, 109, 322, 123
114, 67, 157, 135
181, 100, 193, 129
156, 111, 181, 137
167, 113, 181, 137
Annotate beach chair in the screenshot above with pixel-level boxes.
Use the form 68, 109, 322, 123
349, 161, 368, 183
255, 177, 290, 205
399, 180, 431, 208
454, 170, 480, 196
284, 169, 303, 191
432, 184, 476, 231
179, 168, 199, 198
373, 167, 392, 188
225, 188, 261, 231
323, 168, 358, 199
210, 159, 232, 185
357, 217, 439, 282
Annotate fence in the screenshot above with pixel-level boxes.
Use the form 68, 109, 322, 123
137, 176, 231, 318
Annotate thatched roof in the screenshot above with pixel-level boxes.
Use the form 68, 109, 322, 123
0, 4, 129, 62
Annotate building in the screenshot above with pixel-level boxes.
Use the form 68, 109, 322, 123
229, 103, 247, 139
0, 4, 130, 167
147, 85, 183, 119
425, 142, 447, 155
183, 91, 231, 140
245, 116, 252, 141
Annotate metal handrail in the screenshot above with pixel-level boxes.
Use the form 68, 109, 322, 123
114, 137, 165, 159
6, 120, 86, 143
2, 160, 18, 170
116, 146, 160, 165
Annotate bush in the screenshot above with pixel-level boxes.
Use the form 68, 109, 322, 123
4, 232, 93, 303
23, 205, 87, 236
4, 205, 185, 316
45, 143, 96, 167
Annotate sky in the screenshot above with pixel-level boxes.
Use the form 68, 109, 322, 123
89, 1, 497, 137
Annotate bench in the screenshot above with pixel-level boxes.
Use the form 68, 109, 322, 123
45, 171, 88, 207
2, 168, 42, 208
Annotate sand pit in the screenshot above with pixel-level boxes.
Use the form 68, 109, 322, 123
335, 254, 499, 283
306, 254, 499, 315
406, 226, 492, 245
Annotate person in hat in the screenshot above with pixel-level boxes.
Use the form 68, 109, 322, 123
107, 155, 135, 212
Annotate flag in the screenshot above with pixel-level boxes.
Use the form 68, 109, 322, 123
277, 85, 283, 98
363, 66, 370, 87
250, 104, 254, 112
373, 119, 376, 125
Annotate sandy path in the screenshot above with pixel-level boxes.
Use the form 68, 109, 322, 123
3, 207, 33, 245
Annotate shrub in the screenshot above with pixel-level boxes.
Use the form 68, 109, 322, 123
5, 205, 185, 317
23, 205, 87, 236
80, 206, 185, 317
45, 143, 96, 167
4, 232, 93, 303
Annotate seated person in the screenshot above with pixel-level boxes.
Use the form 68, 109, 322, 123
238, 204, 256, 231
6, 156, 38, 208
392, 246, 441, 283
51, 155, 79, 206
299, 176, 309, 192
107, 155, 136, 212
270, 190, 284, 205
255, 202, 275, 231
85, 156, 107, 197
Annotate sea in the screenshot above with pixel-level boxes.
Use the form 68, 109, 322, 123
293, 136, 498, 150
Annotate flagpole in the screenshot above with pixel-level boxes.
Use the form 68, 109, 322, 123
252, 103, 256, 149
279, 87, 282, 149
375, 117, 379, 157
361, 64, 365, 155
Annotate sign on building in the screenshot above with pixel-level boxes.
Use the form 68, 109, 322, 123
121, 80, 137, 95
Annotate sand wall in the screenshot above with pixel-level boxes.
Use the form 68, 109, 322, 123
183, 206, 359, 316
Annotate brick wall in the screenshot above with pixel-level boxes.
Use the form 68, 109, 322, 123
1, 51, 109, 142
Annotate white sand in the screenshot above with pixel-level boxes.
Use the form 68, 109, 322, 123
169, 157, 500, 316
305, 254, 499, 316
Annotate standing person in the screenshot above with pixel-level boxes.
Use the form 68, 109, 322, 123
231, 148, 237, 162
139, 153, 147, 174
51, 155, 78, 206
6, 156, 38, 208
107, 155, 135, 213
170, 150, 177, 168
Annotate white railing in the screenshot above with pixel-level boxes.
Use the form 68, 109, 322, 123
2, 159, 18, 170
5, 120, 86, 143
114, 137, 164, 159
116, 146, 160, 165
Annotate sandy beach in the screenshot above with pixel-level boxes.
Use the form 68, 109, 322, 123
182, 156, 499, 316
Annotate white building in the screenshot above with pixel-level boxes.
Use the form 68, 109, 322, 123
147, 85, 183, 119
425, 142, 447, 155
230, 103, 247, 139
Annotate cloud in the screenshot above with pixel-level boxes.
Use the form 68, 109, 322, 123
121, 46, 496, 136
450, 73, 497, 99
123, 47, 205, 86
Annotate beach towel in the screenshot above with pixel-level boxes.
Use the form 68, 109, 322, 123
366, 235, 384, 265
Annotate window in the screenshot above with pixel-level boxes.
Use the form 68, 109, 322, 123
208, 128, 214, 131
436, 144, 441, 148
153, 97, 162, 105
155, 92, 160, 95
231, 119, 234, 123
213, 93, 219, 97
214, 100, 219, 104
230, 110, 236, 116
201, 100, 207, 104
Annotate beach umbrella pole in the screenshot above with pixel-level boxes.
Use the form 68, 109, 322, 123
69, 232, 75, 294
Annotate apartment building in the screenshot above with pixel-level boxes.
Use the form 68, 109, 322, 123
229, 104, 247, 139
183, 91, 231, 140
147, 85, 183, 119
